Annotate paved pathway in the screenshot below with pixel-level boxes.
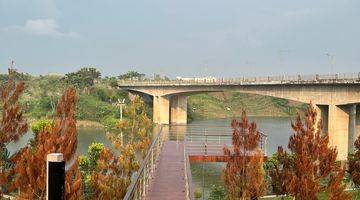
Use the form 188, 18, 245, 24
147, 141, 186, 200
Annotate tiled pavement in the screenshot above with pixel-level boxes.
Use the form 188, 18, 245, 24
147, 141, 186, 200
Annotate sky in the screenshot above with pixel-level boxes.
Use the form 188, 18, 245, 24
0, 0, 359, 78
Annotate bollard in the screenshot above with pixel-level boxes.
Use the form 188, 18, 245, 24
46, 153, 65, 200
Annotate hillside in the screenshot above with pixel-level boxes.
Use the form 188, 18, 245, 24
1, 69, 307, 126
187, 91, 307, 120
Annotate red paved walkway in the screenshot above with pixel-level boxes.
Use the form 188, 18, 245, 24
147, 141, 186, 200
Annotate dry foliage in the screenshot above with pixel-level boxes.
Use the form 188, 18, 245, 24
223, 111, 267, 200
271, 103, 351, 200
89, 146, 139, 199
89, 97, 151, 199
10, 88, 83, 199
348, 134, 360, 188
268, 146, 292, 197
0, 69, 28, 195
114, 96, 152, 156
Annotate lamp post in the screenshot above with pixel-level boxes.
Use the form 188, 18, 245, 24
117, 98, 126, 121
116, 99, 126, 146
325, 53, 336, 76
46, 153, 65, 200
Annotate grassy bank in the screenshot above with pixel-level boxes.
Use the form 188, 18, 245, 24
188, 92, 307, 121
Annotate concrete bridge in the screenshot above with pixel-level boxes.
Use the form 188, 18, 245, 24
118, 73, 360, 160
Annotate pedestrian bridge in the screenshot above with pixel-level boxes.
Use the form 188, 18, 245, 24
123, 125, 267, 200
119, 73, 360, 160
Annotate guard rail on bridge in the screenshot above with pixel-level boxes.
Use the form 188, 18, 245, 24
118, 72, 360, 86
185, 132, 267, 157
123, 126, 164, 200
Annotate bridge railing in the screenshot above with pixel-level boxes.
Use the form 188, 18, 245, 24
123, 126, 164, 200
118, 72, 360, 86
184, 132, 268, 156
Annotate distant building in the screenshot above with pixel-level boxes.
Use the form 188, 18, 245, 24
176, 76, 217, 82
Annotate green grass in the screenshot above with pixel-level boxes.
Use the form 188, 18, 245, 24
260, 190, 360, 199
188, 91, 306, 120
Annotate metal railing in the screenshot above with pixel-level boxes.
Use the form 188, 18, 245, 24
185, 132, 268, 156
118, 72, 360, 86
123, 126, 164, 200
184, 142, 194, 200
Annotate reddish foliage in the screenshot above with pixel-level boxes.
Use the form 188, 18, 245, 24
272, 103, 351, 199
223, 111, 266, 200
0, 69, 28, 195
10, 88, 83, 199
348, 134, 360, 188
90, 145, 139, 200
268, 146, 293, 196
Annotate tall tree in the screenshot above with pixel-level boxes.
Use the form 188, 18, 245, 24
223, 112, 267, 200
118, 71, 145, 80
0, 69, 28, 195
273, 103, 351, 199
63, 67, 101, 92
10, 88, 83, 199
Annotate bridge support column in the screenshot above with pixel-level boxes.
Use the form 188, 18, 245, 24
153, 96, 170, 125
170, 95, 187, 124
328, 105, 350, 160
348, 105, 357, 153
315, 105, 328, 134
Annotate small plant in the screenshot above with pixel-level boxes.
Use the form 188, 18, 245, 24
194, 188, 202, 199
209, 185, 226, 200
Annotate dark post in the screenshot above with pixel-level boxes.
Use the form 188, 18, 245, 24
47, 153, 65, 200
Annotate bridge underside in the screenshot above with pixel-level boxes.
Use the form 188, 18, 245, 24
124, 84, 360, 160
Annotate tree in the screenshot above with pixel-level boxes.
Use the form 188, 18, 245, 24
114, 96, 152, 156
348, 134, 360, 195
63, 67, 101, 91
79, 143, 105, 198
0, 69, 28, 195
118, 71, 145, 80
89, 145, 139, 199
88, 97, 152, 199
267, 147, 293, 199
272, 103, 351, 200
223, 112, 267, 200
10, 88, 83, 199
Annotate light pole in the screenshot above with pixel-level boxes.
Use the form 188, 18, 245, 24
325, 53, 336, 75
116, 98, 126, 120
116, 98, 126, 146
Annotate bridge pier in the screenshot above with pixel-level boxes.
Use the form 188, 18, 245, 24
348, 105, 357, 153
153, 96, 170, 125
328, 105, 349, 160
170, 95, 188, 124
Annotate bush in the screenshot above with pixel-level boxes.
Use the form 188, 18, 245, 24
76, 95, 116, 121
209, 185, 226, 200
194, 189, 202, 199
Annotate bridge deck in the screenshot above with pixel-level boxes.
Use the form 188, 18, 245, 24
147, 141, 186, 200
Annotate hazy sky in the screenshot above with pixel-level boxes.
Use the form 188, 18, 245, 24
0, 0, 359, 78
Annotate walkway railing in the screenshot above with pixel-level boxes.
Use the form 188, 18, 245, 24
123, 126, 164, 200
118, 72, 360, 86
185, 132, 268, 156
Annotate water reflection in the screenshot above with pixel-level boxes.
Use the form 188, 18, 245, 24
185, 117, 294, 199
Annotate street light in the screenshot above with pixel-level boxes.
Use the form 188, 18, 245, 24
115, 98, 126, 146
325, 53, 336, 75
116, 98, 126, 121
